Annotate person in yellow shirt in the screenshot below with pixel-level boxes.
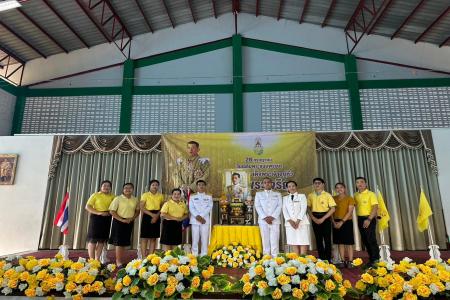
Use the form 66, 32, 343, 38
160, 188, 189, 251
85, 180, 115, 261
307, 177, 336, 261
108, 183, 140, 267
354, 176, 380, 266
332, 182, 355, 268
139, 179, 164, 257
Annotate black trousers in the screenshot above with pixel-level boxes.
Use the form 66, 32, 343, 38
357, 216, 380, 263
311, 212, 332, 261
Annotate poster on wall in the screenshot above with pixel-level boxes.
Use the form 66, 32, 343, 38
0, 154, 18, 185
162, 132, 317, 198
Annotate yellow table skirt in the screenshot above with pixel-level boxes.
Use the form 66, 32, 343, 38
207, 225, 262, 255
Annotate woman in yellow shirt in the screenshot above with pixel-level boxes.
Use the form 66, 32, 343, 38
108, 182, 140, 267
85, 180, 115, 260
160, 188, 188, 251
139, 179, 164, 257
332, 182, 355, 268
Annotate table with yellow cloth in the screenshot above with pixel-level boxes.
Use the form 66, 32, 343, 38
207, 225, 262, 255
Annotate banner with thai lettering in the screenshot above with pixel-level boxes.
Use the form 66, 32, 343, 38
162, 132, 317, 198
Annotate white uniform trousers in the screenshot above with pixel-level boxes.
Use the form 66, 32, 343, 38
259, 222, 280, 257
191, 224, 210, 256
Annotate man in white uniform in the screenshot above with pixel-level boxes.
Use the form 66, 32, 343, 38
189, 180, 213, 256
255, 177, 282, 257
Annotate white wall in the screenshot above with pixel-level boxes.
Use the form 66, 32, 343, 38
0, 135, 54, 256
135, 48, 232, 86
31, 65, 123, 88
20, 13, 450, 87
432, 128, 450, 242
0, 88, 16, 136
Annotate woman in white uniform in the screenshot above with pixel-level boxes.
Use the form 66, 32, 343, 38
282, 180, 310, 254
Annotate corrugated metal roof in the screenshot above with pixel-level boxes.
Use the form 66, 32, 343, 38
0, 0, 448, 64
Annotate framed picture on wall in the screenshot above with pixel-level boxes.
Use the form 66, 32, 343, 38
0, 154, 18, 185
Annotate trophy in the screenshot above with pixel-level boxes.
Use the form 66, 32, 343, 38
219, 193, 229, 224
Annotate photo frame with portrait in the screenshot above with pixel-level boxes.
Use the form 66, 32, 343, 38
0, 154, 18, 185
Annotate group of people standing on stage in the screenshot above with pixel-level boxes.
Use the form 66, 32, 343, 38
85, 179, 212, 267
255, 176, 380, 268
84, 174, 380, 268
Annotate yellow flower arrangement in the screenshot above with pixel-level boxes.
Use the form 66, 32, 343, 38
239, 253, 350, 300
0, 254, 115, 298
354, 258, 450, 299
112, 247, 226, 300
210, 242, 261, 269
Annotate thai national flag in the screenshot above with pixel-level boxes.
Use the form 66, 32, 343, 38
54, 192, 70, 235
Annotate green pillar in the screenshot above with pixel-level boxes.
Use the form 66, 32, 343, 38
11, 87, 27, 135
344, 55, 363, 130
120, 59, 135, 133
232, 34, 244, 132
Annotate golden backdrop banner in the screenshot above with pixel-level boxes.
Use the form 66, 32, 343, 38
162, 132, 317, 198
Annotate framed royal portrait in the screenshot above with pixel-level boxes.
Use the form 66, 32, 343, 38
0, 154, 18, 185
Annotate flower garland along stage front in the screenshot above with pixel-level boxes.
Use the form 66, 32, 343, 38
113, 247, 230, 300
354, 258, 450, 300
239, 253, 355, 300
0, 254, 116, 299
211, 243, 261, 268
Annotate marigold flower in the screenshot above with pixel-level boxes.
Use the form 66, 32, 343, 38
352, 258, 363, 267
150, 256, 161, 265
202, 269, 212, 280
277, 274, 291, 285
361, 273, 374, 284
24, 288, 36, 297
167, 275, 178, 286
343, 280, 352, 289
292, 287, 304, 299
325, 279, 336, 291
257, 280, 268, 289
165, 284, 176, 296
202, 280, 212, 292
114, 282, 123, 292
181, 291, 192, 299
243, 282, 253, 295
191, 276, 201, 289
403, 292, 418, 300
272, 288, 282, 299
130, 285, 140, 295
178, 265, 190, 276
355, 280, 366, 291
147, 273, 159, 286
285, 266, 297, 276
158, 263, 169, 273
307, 273, 318, 285
241, 273, 250, 283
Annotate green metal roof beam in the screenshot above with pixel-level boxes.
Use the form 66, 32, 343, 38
242, 38, 345, 63
134, 38, 232, 69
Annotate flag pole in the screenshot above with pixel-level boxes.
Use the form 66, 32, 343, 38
426, 216, 441, 260
420, 187, 441, 260
377, 185, 394, 263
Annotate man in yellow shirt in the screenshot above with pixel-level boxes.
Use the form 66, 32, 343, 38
354, 177, 380, 265
307, 177, 336, 261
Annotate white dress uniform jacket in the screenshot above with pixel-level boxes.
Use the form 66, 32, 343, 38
255, 189, 282, 256
282, 193, 311, 245
189, 192, 213, 256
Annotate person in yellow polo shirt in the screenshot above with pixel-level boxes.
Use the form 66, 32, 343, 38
160, 188, 189, 251
354, 176, 380, 266
139, 179, 165, 257
307, 177, 336, 261
108, 183, 140, 267
85, 180, 115, 261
